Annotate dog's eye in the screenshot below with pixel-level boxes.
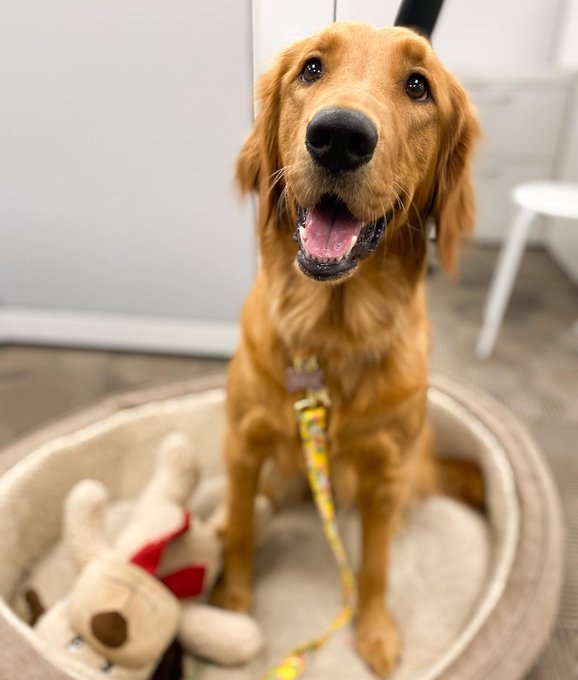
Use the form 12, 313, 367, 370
405, 74, 430, 102
300, 58, 323, 83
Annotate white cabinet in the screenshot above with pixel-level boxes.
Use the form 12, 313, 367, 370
462, 73, 571, 242
0, 0, 255, 354
467, 84, 567, 158
472, 163, 553, 242
546, 0, 578, 282
547, 104, 578, 282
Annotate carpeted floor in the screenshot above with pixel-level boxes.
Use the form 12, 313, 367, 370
0, 244, 576, 678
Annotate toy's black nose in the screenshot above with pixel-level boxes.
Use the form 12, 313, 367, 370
91, 611, 128, 648
306, 108, 378, 173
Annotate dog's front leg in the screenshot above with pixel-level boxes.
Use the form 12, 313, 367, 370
215, 416, 270, 613
355, 436, 408, 678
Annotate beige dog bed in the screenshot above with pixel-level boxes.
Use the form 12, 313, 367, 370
0, 375, 563, 680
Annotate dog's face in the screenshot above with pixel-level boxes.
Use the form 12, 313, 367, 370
237, 23, 479, 281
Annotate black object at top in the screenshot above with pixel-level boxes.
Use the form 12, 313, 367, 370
394, 0, 445, 39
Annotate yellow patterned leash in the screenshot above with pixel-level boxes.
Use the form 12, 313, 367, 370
263, 359, 357, 680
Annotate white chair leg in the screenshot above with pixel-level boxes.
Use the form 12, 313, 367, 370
476, 207, 536, 358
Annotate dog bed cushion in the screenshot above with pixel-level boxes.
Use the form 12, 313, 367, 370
0, 375, 563, 680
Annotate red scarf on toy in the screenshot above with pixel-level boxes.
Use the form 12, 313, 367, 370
129, 511, 206, 599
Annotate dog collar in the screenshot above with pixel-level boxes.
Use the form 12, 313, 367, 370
285, 356, 331, 410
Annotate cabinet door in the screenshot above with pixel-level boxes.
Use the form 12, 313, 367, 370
545, 94, 578, 282
0, 0, 254, 325
473, 162, 551, 243
465, 84, 567, 160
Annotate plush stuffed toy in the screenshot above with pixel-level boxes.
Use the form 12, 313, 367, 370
29, 433, 267, 680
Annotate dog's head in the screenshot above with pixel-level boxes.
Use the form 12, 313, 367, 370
237, 23, 480, 281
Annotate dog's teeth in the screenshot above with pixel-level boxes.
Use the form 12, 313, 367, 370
299, 226, 307, 243
345, 236, 358, 255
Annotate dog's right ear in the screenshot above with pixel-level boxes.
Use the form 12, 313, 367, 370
235, 63, 283, 196
236, 43, 304, 201
235, 124, 262, 195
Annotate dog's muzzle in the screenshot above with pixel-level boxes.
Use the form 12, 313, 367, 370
294, 195, 389, 282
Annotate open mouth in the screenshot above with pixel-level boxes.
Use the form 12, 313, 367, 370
294, 195, 389, 282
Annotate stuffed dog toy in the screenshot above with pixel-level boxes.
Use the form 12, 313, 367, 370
30, 433, 267, 679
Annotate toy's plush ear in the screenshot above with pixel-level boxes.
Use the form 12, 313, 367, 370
64, 480, 114, 568
24, 588, 45, 626
115, 433, 199, 559
138, 433, 199, 507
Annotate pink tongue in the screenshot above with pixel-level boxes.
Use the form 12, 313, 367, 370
303, 206, 364, 259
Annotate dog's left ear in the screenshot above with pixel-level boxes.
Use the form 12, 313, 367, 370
432, 79, 481, 274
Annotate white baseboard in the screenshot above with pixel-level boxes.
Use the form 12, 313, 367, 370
0, 306, 239, 357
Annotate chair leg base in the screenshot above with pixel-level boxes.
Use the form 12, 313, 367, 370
475, 207, 536, 359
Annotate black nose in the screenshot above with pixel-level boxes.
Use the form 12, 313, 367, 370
306, 108, 378, 173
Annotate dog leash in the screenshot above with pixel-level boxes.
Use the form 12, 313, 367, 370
263, 358, 357, 680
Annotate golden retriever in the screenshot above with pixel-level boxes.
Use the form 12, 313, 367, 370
215, 22, 483, 678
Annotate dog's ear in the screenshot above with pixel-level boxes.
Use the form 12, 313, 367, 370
432, 80, 480, 274
235, 65, 281, 195
236, 44, 302, 205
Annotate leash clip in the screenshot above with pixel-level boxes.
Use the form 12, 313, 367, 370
294, 387, 331, 412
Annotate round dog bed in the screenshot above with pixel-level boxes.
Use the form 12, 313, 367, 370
0, 375, 563, 680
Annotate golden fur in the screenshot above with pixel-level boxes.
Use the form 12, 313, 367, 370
216, 23, 483, 677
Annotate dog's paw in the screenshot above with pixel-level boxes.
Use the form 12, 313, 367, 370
356, 605, 400, 678
210, 578, 252, 613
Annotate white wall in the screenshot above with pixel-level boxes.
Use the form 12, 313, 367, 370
253, 0, 333, 76
338, 0, 563, 69
256, 0, 564, 74
0, 0, 255, 330
1, 0, 575, 353
557, 0, 578, 65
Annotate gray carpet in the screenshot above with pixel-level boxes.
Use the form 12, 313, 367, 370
0, 244, 576, 678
